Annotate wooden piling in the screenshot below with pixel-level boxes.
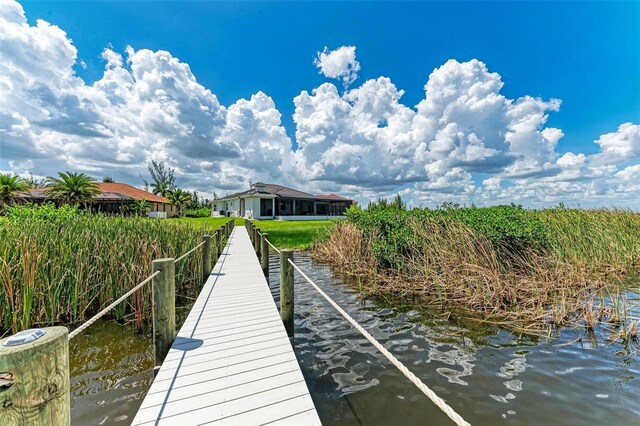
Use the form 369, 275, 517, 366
202, 234, 211, 282
152, 258, 176, 365
261, 232, 269, 275
0, 327, 70, 425
254, 228, 261, 256
280, 250, 294, 336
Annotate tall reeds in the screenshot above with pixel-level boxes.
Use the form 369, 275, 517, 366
315, 207, 640, 336
0, 211, 224, 334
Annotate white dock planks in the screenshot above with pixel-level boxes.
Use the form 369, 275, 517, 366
133, 226, 320, 425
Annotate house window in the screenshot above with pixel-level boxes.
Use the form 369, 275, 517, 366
260, 198, 273, 216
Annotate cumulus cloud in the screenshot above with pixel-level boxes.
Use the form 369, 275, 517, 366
314, 45, 360, 87
0, 0, 292, 195
1, 0, 638, 207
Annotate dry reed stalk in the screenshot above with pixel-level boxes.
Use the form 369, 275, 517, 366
315, 218, 627, 336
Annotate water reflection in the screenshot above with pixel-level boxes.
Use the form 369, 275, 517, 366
269, 252, 640, 425
68, 251, 639, 425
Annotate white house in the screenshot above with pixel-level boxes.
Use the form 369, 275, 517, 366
211, 182, 355, 220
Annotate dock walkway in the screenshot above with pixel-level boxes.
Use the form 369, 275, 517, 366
133, 226, 320, 425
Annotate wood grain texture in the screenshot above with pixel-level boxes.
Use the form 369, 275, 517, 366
133, 227, 319, 425
0, 327, 70, 425
152, 258, 176, 366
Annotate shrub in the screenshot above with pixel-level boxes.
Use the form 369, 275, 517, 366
184, 207, 211, 218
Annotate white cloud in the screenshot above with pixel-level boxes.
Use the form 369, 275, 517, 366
0, 0, 638, 208
0, 0, 292, 196
592, 122, 640, 164
314, 45, 360, 87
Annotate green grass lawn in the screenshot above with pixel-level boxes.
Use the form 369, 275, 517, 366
180, 217, 337, 250
252, 219, 336, 250
181, 216, 240, 230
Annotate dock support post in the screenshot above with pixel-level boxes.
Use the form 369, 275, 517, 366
280, 250, 294, 336
0, 327, 70, 425
202, 234, 212, 282
213, 231, 220, 262
152, 258, 176, 366
261, 233, 269, 275
254, 228, 261, 256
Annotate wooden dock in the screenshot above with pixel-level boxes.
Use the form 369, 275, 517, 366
133, 226, 321, 425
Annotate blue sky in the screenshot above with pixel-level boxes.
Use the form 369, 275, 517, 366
22, 1, 639, 154
2, 0, 640, 206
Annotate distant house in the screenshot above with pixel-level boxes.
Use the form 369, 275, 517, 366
22, 182, 178, 218
212, 182, 356, 220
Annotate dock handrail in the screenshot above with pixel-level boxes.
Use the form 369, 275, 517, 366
68, 270, 160, 340
68, 219, 234, 340
246, 220, 470, 426
0, 219, 235, 425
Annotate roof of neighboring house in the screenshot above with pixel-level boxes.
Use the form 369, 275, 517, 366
23, 188, 135, 202
21, 182, 169, 203
97, 183, 169, 203
216, 183, 317, 201
215, 183, 356, 203
315, 193, 356, 202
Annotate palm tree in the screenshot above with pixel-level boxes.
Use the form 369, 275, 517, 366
45, 172, 100, 206
0, 173, 31, 210
152, 180, 171, 197
130, 198, 152, 216
167, 188, 192, 217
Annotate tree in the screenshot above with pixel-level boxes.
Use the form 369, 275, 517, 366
144, 160, 176, 197
0, 173, 31, 211
391, 194, 406, 210
129, 198, 151, 216
45, 172, 100, 205
167, 188, 192, 217
25, 173, 46, 188
103, 176, 114, 183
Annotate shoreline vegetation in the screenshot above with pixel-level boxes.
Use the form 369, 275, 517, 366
0, 204, 224, 335
315, 203, 640, 342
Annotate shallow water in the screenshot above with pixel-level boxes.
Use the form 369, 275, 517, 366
69, 253, 640, 425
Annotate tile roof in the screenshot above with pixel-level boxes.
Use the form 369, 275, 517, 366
97, 183, 169, 203
216, 183, 316, 201
215, 183, 355, 203
21, 183, 169, 203
314, 193, 355, 202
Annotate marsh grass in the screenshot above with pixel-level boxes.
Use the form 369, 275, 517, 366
0, 208, 228, 335
315, 207, 640, 339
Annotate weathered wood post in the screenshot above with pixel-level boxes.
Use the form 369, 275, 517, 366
254, 228, 261, 256
212, 230, 218, 260
202, 234, 212, 282
152, 258, 176, 366
261, 232, 269, 275
280, 250, 294, 336
248, 221, 253, 243
0, 327, 70, 425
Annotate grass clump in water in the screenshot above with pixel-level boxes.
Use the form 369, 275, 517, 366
315, 204, 640, 337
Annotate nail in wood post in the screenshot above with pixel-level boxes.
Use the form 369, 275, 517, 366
261, 232, 269, 275
0, 327, 70, 425
202, 234, 211, 282
152, 258, 176, 366
280, 250, 294, 336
